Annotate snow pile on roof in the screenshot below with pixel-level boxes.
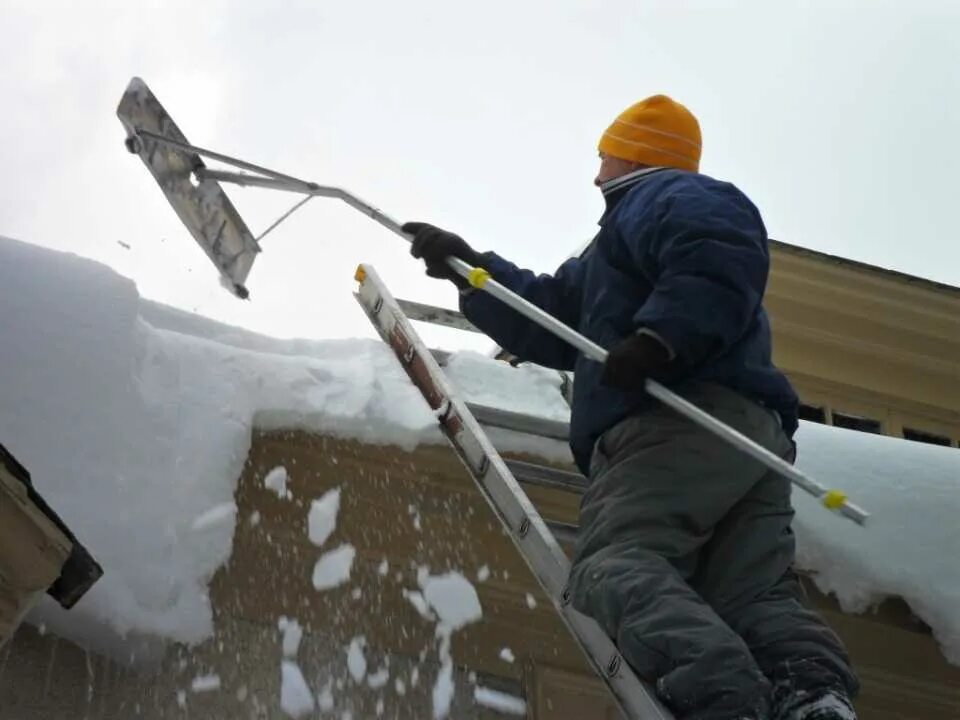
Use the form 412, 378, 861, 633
790, 422, 960, 663
0, 235, 438, 652
1, 235, 958, 667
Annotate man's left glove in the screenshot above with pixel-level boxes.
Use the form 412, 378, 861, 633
601, 332, 673, 391
402, 222, 482, 290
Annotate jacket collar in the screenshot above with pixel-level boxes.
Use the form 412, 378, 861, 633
599, 166, 669, 224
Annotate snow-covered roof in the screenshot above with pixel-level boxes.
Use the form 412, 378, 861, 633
1, 235, 958, 666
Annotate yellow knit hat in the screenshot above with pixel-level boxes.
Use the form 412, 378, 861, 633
598, 95, 702, 172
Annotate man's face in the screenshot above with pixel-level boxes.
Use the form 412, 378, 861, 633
594, 153, 643, 187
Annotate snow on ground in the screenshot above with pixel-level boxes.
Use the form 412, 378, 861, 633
1, 235, 959, 667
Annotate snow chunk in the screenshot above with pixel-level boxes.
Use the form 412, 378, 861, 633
277, 616, 303, 658
367, 666, 390, 689
308, 487, 341, 547
280, 660, 314, 718
499, 647, 515, 664
317, 683, 335, 711
378, 558, 389, 576
474, 686, 527, 715
347, 636, 367, 682
420, 572, 483, 632
312, 545, 356, 591
525, 593, 537, 610
402, 589, 435, 621
432, 658, 454, 720
265, 466, 291, 499
476, 565, 491, 583
191, 674, 221, 693
191, 501, 237, 532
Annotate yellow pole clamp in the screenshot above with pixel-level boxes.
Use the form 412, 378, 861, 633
354, 265, 367, 283
467, 267, 491, 289
821, 489, 848, 510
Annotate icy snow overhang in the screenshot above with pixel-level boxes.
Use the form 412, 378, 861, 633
0, 235, 958, 666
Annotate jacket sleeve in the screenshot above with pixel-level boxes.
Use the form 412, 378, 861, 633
459, 251, 585, 370
629, 182, 769, 368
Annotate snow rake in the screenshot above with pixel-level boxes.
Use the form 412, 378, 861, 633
115, 75, 870, 529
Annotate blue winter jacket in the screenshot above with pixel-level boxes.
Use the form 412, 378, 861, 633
460, 167, 799, 474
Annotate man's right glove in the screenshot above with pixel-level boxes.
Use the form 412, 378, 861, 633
402, 222, 482, 290
601, 332, 673, 391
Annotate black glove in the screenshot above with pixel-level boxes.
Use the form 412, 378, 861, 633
402, 222, 482, 290
601, 332, 672, 391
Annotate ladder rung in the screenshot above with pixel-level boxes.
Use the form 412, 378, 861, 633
397, 298, 482, 334
506, 458, 587, 493
466, 403, 570, 441
545, 520, 579, 545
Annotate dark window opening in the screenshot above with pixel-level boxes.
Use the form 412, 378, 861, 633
903, 428, 952, 447
832, 412, 882, 434
798, 404, 827, 424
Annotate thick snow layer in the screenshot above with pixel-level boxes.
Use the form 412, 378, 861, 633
791, 422, 960, 663
280, 660, 315, 718
190, 501, 237, 532
2, 236, 959, 666
308, 487, 341, 546
0, 237, 440, 651
443, 351, 570, 420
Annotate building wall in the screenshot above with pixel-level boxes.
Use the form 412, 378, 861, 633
767, 243, 960, 447
3, 432, 959, 719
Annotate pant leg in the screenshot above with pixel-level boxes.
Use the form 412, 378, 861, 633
569, 383, 790, 720
693, 457, 860, 713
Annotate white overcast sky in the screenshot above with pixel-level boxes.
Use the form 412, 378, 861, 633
1, 1, 958, 351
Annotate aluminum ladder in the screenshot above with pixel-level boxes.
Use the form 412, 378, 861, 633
355, 264, 673, 720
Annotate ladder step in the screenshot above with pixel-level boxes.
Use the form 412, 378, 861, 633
466, 403, 570, 441
397, 298, 481, 334
505, 458, 587, 493
545, 520, 579, 546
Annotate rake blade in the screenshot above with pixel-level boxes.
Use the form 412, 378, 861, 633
117, 77, 259, 298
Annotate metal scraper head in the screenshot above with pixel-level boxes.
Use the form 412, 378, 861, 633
117, 77, 260, 298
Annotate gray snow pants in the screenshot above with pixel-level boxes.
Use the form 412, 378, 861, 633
569, 383, 858, 720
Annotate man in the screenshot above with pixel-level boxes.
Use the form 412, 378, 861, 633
403, 95, 858, 720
